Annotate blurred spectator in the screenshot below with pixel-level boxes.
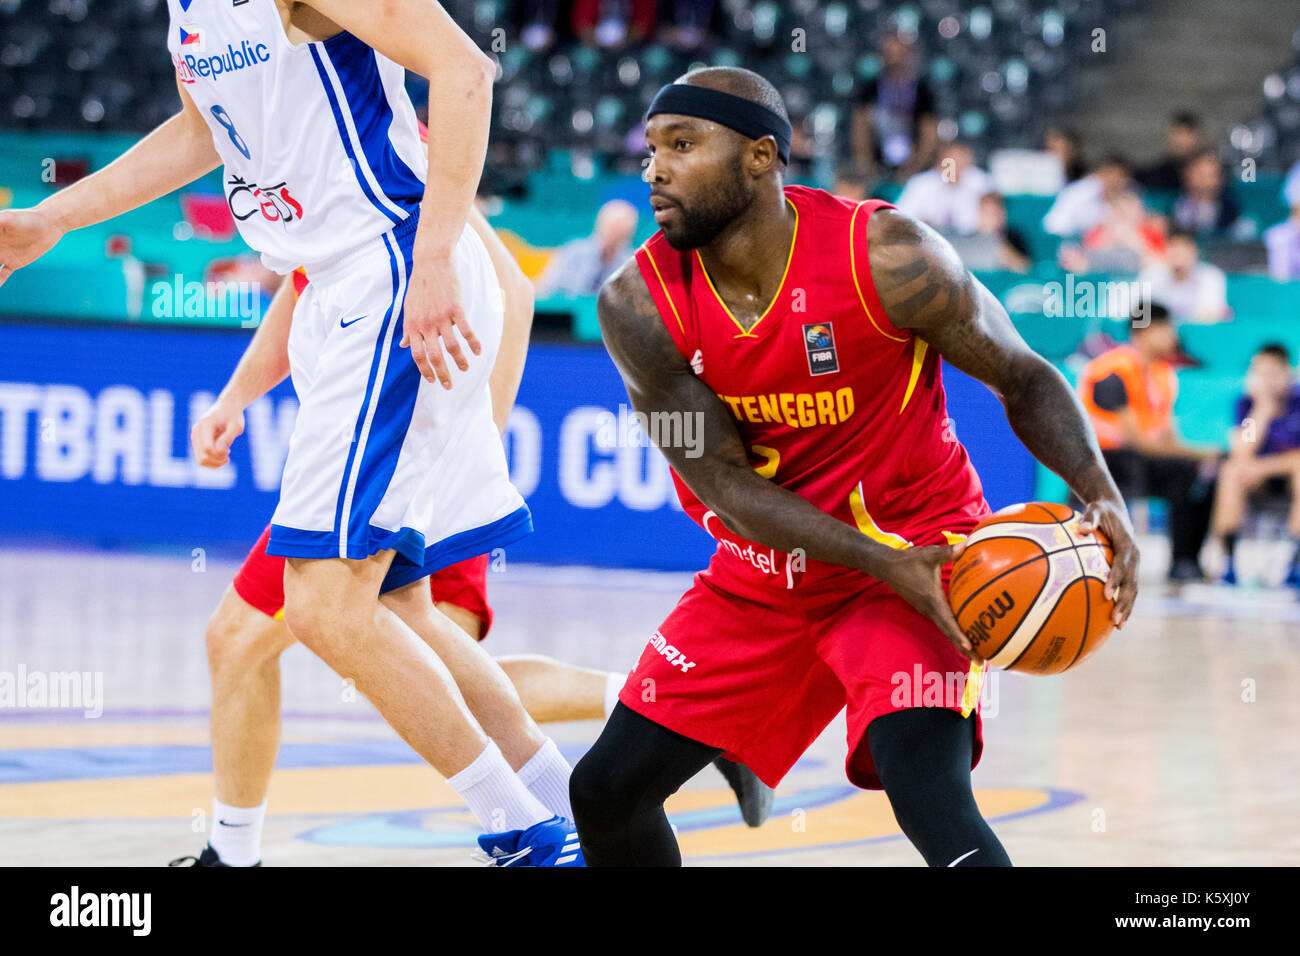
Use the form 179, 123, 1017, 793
534, 199, 638, 298
894, 141, 994, 235
1212, 343, 1300, 587
1044, 125, 1087, 183
572, 0, 658, 48
1043, 154, 1132, 237
947, 193, 1031, 273
520, 0, 562, 51
1171, 149, 1240, 237
850, 33, 939, 183
1077, 305, 1217, 581
832, 167, 869, 202
1135, 111, 1205, 192
660, 0, 718, 50
1060, 188, 1165, 274
1263, 171, 1300, 281
1138, 228, 1230, 323
787, 116, 833, 187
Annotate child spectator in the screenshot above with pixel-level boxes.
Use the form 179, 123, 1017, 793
1212, 343, 1300, 586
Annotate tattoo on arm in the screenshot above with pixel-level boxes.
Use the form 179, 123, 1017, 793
868, 208, 1122, 504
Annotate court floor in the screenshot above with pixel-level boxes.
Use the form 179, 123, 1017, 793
1, 537, 1297, 867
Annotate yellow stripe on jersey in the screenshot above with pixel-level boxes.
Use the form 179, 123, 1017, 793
899, 337, 928, 414
848, 483, 912, 550
640, 243, 686, 337
960, 661, 985, 718
695, 198, 799, 339
940, 527, 983, 718
849, 201, 909, 344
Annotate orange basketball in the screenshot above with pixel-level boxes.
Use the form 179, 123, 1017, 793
948, 502, 1114, 675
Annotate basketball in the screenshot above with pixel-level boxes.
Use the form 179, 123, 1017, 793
948, 502, 1115, 675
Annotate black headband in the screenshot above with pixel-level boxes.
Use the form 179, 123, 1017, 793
646, 83, 791, 164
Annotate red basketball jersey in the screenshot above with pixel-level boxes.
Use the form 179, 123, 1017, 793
633, 186, 988, 597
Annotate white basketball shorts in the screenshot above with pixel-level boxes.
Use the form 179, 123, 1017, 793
266, 209, 531, 592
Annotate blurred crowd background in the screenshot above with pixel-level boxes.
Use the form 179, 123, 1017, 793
3, 0, 1300, 582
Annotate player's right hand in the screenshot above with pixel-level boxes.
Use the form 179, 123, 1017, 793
0, 206, 64, 289
190, 401, 245, 468
878, 543, 983, 663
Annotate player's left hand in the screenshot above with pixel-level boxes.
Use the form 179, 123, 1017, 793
401, 252, 481, 390
1077, 498, 1139, 629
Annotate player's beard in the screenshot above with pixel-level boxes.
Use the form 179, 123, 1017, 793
662, 157, 754, 251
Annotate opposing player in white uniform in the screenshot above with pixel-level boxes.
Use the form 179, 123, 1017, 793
0, 1, 581, 865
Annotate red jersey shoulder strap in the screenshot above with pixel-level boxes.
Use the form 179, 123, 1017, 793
848, 198, 911, 344
634, 233, 694, 359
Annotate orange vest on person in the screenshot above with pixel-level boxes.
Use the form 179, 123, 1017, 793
1078, 344, 1177, 450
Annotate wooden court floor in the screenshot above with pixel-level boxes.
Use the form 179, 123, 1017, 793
1, 539, 1297, 866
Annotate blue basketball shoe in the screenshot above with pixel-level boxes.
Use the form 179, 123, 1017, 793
475, 815, 585, 867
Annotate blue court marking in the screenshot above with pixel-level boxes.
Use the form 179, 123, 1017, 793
686, 786, 1087, 861
0, 741, 419, 785
0, 738, 824, 786
294, 784, 1082, 854
296, 784, 859, 849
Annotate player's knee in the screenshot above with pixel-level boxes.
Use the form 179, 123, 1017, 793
570, 751, 630, 830
280, 594, 345, 653
205, 603, 284, 676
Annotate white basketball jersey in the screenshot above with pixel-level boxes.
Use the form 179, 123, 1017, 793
165, 0, 428, 273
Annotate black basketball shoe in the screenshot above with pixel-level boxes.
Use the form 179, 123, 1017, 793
713, 757, 774, 828
168, 845, 261, 867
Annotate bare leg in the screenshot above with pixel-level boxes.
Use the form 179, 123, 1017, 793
434, 599, 611, 723
206, 585, 295, 807
381, 582, 547, 769
1211, 458, 1251, 538
495, 655, 610, 723
1282, 452, 1300, 537
283, 553, 489, 777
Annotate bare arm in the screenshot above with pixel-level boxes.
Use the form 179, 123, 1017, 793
44, 77, 220, 232
190, 276, 295, 468
0, 77, 219, 287
306, 0, 495, 387
466, 205, 535, 432
868, 208, 1139, 625
598, 261, 978, 658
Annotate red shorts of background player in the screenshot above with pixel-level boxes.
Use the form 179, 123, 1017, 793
232, 524, 494, 638
617, 555, 986, 791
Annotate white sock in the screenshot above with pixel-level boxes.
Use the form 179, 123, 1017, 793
447, 739, 552, 833
210, 799, 266, 867
515, 737, 573, 820
603, 672, 626, 719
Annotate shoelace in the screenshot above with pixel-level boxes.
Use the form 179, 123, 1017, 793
469, 845, 533, 867
167, 855, 199, 867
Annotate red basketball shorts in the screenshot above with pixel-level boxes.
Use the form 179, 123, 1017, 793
617, 565, 986, 790
232, 524, 493, 638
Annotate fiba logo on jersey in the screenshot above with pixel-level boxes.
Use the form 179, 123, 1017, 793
802, 323, 839, 376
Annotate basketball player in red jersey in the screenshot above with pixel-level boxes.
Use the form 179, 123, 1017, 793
570, 68, 1140, 867
179, 186, 770, 867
